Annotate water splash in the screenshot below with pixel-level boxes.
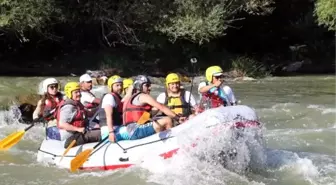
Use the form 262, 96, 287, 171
141, 110, 267, 185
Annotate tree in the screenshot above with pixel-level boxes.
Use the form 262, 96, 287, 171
314, 0, 336, 31
0, 0, 63, 42
155, 0, 275, 44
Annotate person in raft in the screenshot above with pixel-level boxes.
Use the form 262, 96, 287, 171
56, 82, 101, 148
122, 78, 134, 96
156, 73, 197, 124
33, 78, 64, 126
114, 75, 182, 141
79, 74, 101, 113
96, 75, 125, 141
197, 66, 237, 112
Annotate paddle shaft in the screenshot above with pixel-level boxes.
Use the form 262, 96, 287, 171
25, 109, 56, 132
93, 135, 109, 150
88, 135, 126, 155
188, 58, 197, 115
88, 112, 151, 157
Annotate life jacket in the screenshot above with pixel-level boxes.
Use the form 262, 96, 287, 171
80, 90, 99, 109
163, 89, 191, 117
123, 92, 152, 125
98, 92, 123, 126
55, 99, 86, 128
41, 93, 63, 121
199, 82, 227, 111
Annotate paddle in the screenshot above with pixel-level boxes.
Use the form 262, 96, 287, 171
0, 109, 56, 151
59, 133, 81, 162
187, 58, 197, 115
60, 112, 99, 162
70, 112, 151, 172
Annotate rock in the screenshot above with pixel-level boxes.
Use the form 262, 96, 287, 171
223, 70, 245, 79
15, 94, 41, 106
87, 68, 123, 78
232, 77, 256, 81
92, 76, 108, 86
282, 60, 305, 72
18, 103, 36, 123
102, 68, 123, 77
242, 77, 256, 81
92, 78, 99, 86
14, 94, 41, 123
86, 70, 106, 78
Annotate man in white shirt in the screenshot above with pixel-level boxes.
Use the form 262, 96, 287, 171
97, 75, 125, 142
79, 74, 101, 110
156, 73, 197, 123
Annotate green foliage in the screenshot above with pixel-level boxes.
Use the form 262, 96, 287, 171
0, 0, 274, 45
0, 0, 62, 36
155, 0, 274, 44
314, 0, 336, 31
231, 56, 271, 78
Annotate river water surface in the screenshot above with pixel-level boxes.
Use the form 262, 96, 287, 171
0, 75, 335, 185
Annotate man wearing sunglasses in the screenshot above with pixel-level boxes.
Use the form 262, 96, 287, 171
197, 66, 237, 112
79, 74, 101, 113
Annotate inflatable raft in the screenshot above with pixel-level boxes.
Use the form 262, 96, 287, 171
36, 105, 262, 171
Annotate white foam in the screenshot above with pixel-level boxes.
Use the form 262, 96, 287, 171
142, 113, 267, 185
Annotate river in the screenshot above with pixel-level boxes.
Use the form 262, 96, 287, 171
0, 75, 335, 185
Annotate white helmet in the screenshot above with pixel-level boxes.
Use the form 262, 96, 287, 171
42, 78, 59, 93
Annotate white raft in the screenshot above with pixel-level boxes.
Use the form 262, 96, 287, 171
36, 105, 262, 171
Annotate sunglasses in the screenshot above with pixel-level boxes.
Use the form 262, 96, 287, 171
144, 83, 151, 87
214, 75, 224, 79
49, 84, 58, 89
85, 81, 92, 83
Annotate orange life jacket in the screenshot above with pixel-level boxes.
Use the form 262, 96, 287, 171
123, 92, 152, 125
55, 99, 86, 128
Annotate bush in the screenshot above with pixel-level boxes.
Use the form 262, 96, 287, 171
314, 0, 336, 31
231, 56, 271, 78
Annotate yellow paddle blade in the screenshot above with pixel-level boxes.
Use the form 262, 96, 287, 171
70, 149, 93, 172
138, 112, 151, 124
59, 139, 76, 162
0, 131, 25, 151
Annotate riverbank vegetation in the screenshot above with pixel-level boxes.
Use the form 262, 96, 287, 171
0, 0, 335, 78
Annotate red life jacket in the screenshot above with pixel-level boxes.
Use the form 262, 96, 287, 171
198, 83, 227, 112
201, 92, 226, 108
55, 99, 86, 128
42, 93, 63, 120
111, 92, 123, 115
123, 92, 152, 125
80, 90, 99, 109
